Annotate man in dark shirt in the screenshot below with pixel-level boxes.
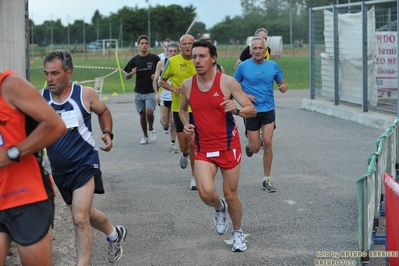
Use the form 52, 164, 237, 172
234, 28, 271, 69
124, 35, 160, 144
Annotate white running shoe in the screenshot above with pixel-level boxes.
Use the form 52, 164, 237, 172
170, 143, 179, 154
180, 154, 188, 169
214, 198, 228, 235
190, 176, 197, 190
232, 231, 247, 252
107, 225, 128, 263
149, 130, 156, 141
140, 137, 148, 145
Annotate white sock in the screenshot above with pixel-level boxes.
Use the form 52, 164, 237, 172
233, 228, 243, 234
216, 198, 225, 212
264, 176, 270, 182
106, 226, 118, 242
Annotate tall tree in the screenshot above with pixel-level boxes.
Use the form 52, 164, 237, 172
91, 10, 103, 25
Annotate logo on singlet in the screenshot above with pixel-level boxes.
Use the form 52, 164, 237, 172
0, 119, 6, 126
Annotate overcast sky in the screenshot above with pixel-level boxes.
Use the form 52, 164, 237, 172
28, 0, 242, 29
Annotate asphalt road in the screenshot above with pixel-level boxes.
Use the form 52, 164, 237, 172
5, 90, 385, 266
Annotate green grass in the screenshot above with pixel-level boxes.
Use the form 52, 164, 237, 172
29, 51, 309, 94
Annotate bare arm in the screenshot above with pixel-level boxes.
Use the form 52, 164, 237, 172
277, 79, 288, 93
0, 74, 67, 168
124, 67, 137, 80
220, 75, 256, 118
153, 61, 164, 103
234, 59, 242, 69
82, 86, 113, 152
152, 60, 164, 94
179, 78, 194, 139
160, 78, 181, 95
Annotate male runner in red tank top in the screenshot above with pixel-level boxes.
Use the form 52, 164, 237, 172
179, 40, 256, 252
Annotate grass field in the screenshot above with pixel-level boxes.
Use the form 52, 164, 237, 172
29, 47, 309, 94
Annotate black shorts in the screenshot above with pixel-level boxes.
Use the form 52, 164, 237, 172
53, 165, 104, 205
0, 199, 54, 246
245, 110, 276, 131
173, 112, 194, 133
161, 100, 172, 109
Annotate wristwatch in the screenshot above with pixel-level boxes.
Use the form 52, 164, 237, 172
6, 146, 20, 162
235, 108, 240, 116
102, 130, 114, 140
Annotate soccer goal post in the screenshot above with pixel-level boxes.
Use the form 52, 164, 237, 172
102, 39, 118, 56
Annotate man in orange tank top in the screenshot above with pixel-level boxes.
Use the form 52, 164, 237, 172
179, 40, 256, 252
0, 70, 66, 266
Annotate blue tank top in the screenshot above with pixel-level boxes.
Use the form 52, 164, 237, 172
42, 83, 100, 174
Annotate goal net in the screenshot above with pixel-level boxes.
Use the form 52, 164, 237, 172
102, 39, 119, 56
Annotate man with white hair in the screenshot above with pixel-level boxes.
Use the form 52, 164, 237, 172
234, 37, 287, 193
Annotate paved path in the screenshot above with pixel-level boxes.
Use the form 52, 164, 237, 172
5, 90, 388, 265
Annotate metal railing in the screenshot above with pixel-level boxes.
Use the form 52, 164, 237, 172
310, 0, 398, 115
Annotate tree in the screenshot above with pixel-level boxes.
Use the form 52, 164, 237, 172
91, 10, 103, 25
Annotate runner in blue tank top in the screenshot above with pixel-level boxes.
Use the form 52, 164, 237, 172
42, 50, 127, 265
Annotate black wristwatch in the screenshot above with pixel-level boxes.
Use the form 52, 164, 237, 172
102, 130, 114, 140
6, 146, 20, 162
235, 108, 240, 116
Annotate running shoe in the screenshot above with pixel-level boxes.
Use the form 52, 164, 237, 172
149, 130, 156, 141
245, 143, 253, 157
232, 231, 247, 252
189, 176, 197, 190
140, 137, 148, 145
180, 154, 188, 169
170, 143, 179, 154
107, 225, 128, 263
262, 179, 276, 193
214, 198, 228, 235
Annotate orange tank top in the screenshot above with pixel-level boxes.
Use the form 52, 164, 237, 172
0, 70, 55, 211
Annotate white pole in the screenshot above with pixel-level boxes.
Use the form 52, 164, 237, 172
186, 16, 197, 34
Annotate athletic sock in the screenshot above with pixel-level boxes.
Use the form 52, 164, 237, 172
264, 176, 270, 182
106, 226, 118, 242
216, 198, 225, 212
233, 228, 243, 234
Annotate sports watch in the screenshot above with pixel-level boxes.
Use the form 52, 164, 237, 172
235, 108, 240, 116
6, 146, 20, 162
102, 130, 114, 140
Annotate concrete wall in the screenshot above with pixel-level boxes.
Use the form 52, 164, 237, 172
0, 0, 28, 78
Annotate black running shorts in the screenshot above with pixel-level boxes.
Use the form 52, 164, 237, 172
0, 198, 54, 246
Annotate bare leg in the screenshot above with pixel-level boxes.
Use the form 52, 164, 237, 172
18, 227, 52, 266
0, 232, 12, 265
69, 177, 96, 266
221, 164, 242, 230
261, 123, 275, 177
146, 108, 154, 131
194, 160, 220, 208
170, 112, 177, 142
177, 132, 189, 155
159, 105, 170, 130
195, 160, 243, 230
89, 207, 114, 235
139, 111, 148, 137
